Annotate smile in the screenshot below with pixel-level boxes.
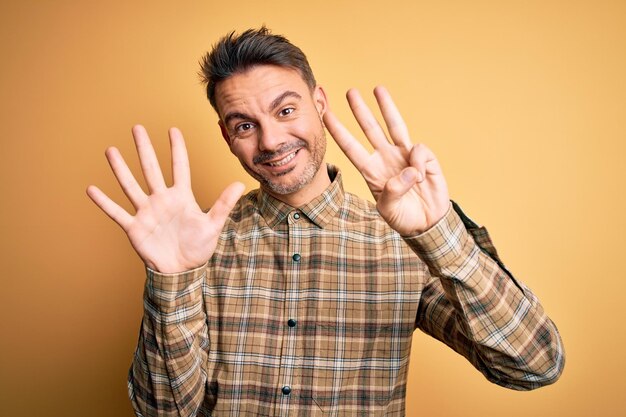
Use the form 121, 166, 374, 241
264, 150, 299, 167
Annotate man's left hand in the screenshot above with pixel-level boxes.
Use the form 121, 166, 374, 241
323, 86, 450, 236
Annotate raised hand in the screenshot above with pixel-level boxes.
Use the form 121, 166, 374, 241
323, 87, 450, 236
87, 125, 245, 273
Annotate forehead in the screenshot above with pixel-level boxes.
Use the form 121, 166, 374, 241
214, 65, 311, 118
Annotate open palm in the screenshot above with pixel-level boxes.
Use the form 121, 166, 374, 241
87, 125, 244, 273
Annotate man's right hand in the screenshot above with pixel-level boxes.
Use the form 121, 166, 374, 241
87, 125, 245, 274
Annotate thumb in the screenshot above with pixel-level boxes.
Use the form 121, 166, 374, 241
207, 182, 246, 226
378, 167, 418, 206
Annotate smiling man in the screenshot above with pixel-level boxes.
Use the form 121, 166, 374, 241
87, 28, 564, 416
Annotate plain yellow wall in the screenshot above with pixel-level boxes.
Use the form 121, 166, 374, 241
1, 1, 624, 416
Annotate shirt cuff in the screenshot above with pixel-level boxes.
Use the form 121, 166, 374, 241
144, 262, 208, 310
403, 203, 473, 275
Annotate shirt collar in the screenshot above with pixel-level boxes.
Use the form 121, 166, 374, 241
257, 165, 345, 229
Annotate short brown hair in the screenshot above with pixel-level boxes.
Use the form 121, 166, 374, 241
199, 27, 317, 112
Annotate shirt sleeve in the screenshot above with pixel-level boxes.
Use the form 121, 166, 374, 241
128, 263, 209, 416
404, 202, 565, 390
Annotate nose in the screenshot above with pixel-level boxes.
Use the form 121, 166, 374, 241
257, 120, 285, 152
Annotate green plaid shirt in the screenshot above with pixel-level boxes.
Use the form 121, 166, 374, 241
129, 166, 564, 416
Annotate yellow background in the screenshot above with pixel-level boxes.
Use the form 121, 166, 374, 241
1, 1, 624, 416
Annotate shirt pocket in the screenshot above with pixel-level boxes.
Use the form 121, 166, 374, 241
311, 305, 398, 414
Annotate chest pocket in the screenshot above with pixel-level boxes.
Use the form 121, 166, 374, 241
310, 303, 404, 415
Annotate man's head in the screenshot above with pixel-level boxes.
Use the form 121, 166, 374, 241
200, 27, 317, 113
199, 28, 330, 205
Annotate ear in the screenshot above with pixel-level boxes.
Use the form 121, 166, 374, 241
218, 120, 232, 146
313, 86, 328, 118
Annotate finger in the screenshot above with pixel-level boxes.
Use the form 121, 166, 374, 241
105, 146, 147, 209
206, 182, 246, 228
86, 185, 133, 230
373, 86, 413, 149
409, 144, 440, 181
323, 109, 371, 170
346, 88, 391, 150
169, 127, 191, 188
380, 168, 419, 204
132, 125, 167, 193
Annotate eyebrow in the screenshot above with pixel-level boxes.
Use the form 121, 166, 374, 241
223, 111, 252, 126
222, 90, 303, 126
268, 90, 302, 112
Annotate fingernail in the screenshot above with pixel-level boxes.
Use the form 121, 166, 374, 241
401, 169, 416, 183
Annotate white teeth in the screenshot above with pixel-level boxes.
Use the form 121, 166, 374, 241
267, 152, 296, 167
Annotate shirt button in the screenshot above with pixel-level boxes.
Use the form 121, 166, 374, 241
281, 385, 291, 395
293, 212, 300, 220
287, 319, 297, 327
292, 253, 301, 262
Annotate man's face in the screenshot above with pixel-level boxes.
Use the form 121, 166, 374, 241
215, 65, 328, 198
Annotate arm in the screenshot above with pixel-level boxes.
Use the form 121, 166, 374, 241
408, 203, 564, 389
323, 88, 564, 388
129, 265, 209, 416
87, 126, 244, 415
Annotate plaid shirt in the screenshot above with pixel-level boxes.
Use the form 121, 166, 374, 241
128, 166, 564, 416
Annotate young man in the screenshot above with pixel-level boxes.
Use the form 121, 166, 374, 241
87, 28, 564, 416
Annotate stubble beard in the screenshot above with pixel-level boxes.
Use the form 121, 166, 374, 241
243, 128, 327, 196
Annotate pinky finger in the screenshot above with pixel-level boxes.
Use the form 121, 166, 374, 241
86, 185, 133, 230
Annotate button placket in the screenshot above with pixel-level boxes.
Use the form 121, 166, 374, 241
279, 210, 303, 413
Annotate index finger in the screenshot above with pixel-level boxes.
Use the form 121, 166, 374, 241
323, 109, 371, 170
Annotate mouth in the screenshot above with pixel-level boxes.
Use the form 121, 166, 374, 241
264, 150, 299, 167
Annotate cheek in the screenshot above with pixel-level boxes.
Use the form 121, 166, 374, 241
230, 142, 257, 164
289, 116, 323, 138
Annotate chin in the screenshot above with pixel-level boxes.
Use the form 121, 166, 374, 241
263, 176, 308, 196
261, 163, 321, 196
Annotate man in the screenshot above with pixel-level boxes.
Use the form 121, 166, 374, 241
87, 28, 564, 416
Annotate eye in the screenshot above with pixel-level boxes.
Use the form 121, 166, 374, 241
279, 107, 295, 117
235, 122, 255, 133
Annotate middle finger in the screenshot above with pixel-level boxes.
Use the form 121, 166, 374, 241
346, 88, 390, 150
